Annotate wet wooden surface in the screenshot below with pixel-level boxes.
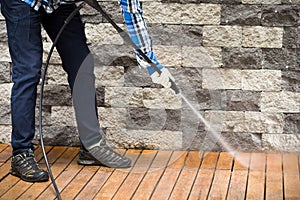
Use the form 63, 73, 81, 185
0, 144, 299, 200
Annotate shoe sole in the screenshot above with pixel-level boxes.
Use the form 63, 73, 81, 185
10, 170, 49, 183
77, 159, 131, 168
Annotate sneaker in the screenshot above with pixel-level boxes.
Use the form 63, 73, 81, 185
77, 140, 131, 168
10, 149, 49, 182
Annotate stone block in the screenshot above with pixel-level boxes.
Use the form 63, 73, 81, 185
192, 132, 262, 152
242, 26, 283, 48
0, 21, 7, 42
205, 111, 284, 134
143, 2, 182, 24
96, 87, 105, 107
261, 5, 299, 26
46, 64, 68, 85
51, 106, 76, 126
124, 66, 153, 87
283, 27, 300, 48
0, 104, 10, 125
42, 85, 72, 106
106, 128, 183, 150
262, 48, 299, 71
181, 4, 221, 25
85, 23, 124, 45
222, 47, 263, 69
281, 0, 300, 3
203, 26, 242, 47
0, 83, 12, 105
195, 89, 225, 110
169, 67, 202, 91
142, 88, 182, 109
35, 125, 80, 146
0, 125, 11, 144
0, 61, 11, 83
98, 107, 126, 128
242, 70, 282, 91
95, 66, 124, 87
143, 3, 220, 25
202, 68, 242, 89
182, 46, 218, 68
126, 108, 181, 131
90, 44, 136, 66
282, 70, 300, 92
148, 24, 202, 46
206, 47, 223, 67
284, 114, 300, 134
261, 91, 300, 112
244, 112, 284, 134
0, 42, 11, 62
105, 87, 144, 108
242, 0, 280, 4
153, 45, 182, 67
221, 4, 261, 25
224, 90, 261, 111
262, 134, 300, 152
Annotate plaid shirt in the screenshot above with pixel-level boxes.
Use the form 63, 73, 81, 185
21, 0, 163, 74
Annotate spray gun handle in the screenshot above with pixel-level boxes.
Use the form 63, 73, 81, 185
170, 78, 180, 94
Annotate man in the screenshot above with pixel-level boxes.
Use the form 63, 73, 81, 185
0, 0, 174, 182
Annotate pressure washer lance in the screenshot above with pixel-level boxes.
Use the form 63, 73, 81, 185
39, 1, 180, 199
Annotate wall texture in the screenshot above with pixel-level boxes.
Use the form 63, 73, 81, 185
0, 0, 299, 152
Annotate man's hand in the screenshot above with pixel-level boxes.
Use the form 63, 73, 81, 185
136, 54, 175, 89
150, 68, 175, 88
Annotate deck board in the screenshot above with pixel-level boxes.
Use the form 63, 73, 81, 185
0, 144, 299, 200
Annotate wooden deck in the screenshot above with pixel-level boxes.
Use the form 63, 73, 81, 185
0, 144, 299, 200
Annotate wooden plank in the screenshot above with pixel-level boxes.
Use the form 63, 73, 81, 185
188, 169, 215, 200
201, 152, 219, 169
283, 153, 300, 200
0, 144, 8, 154
18, 147, 79, 200
207, 169, 231, 200
169, 152, 203, 200
233, 152, 251, 170
0, 146, 62, 200
35, 149, 84, 200
112, 150, 157, 200
92, 149, 141, 200
265, 154, 283, 200
216, 152, 234, 170
250, 153, 266, 171
0, 145, 12, 163
149, 151, 187, 200
60, 166, 98, 199
74, 150, 127, 200
245, 153, 266, 200
188, 151, 219, 200
131, 151, 173, 200
227, 170, 248, 200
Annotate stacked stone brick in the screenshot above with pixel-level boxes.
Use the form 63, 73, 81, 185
0, 0, 299, 152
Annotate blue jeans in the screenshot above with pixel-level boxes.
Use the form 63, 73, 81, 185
1, 0, 102, 155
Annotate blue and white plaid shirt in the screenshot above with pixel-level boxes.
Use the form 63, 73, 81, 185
21, 0, 163, 74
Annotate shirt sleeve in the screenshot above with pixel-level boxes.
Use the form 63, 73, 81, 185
119, 0, 164, 74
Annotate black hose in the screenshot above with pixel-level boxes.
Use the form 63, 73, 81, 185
38, 3, 85, 200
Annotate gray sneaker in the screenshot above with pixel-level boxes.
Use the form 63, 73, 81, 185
77, 140, 131, 168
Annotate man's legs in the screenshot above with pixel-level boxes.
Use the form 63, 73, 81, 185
0, 0, 49, 182
1, 0, 43, 155
42, 4, 131, 168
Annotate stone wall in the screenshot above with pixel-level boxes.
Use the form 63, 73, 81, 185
0, 0, 299, 152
